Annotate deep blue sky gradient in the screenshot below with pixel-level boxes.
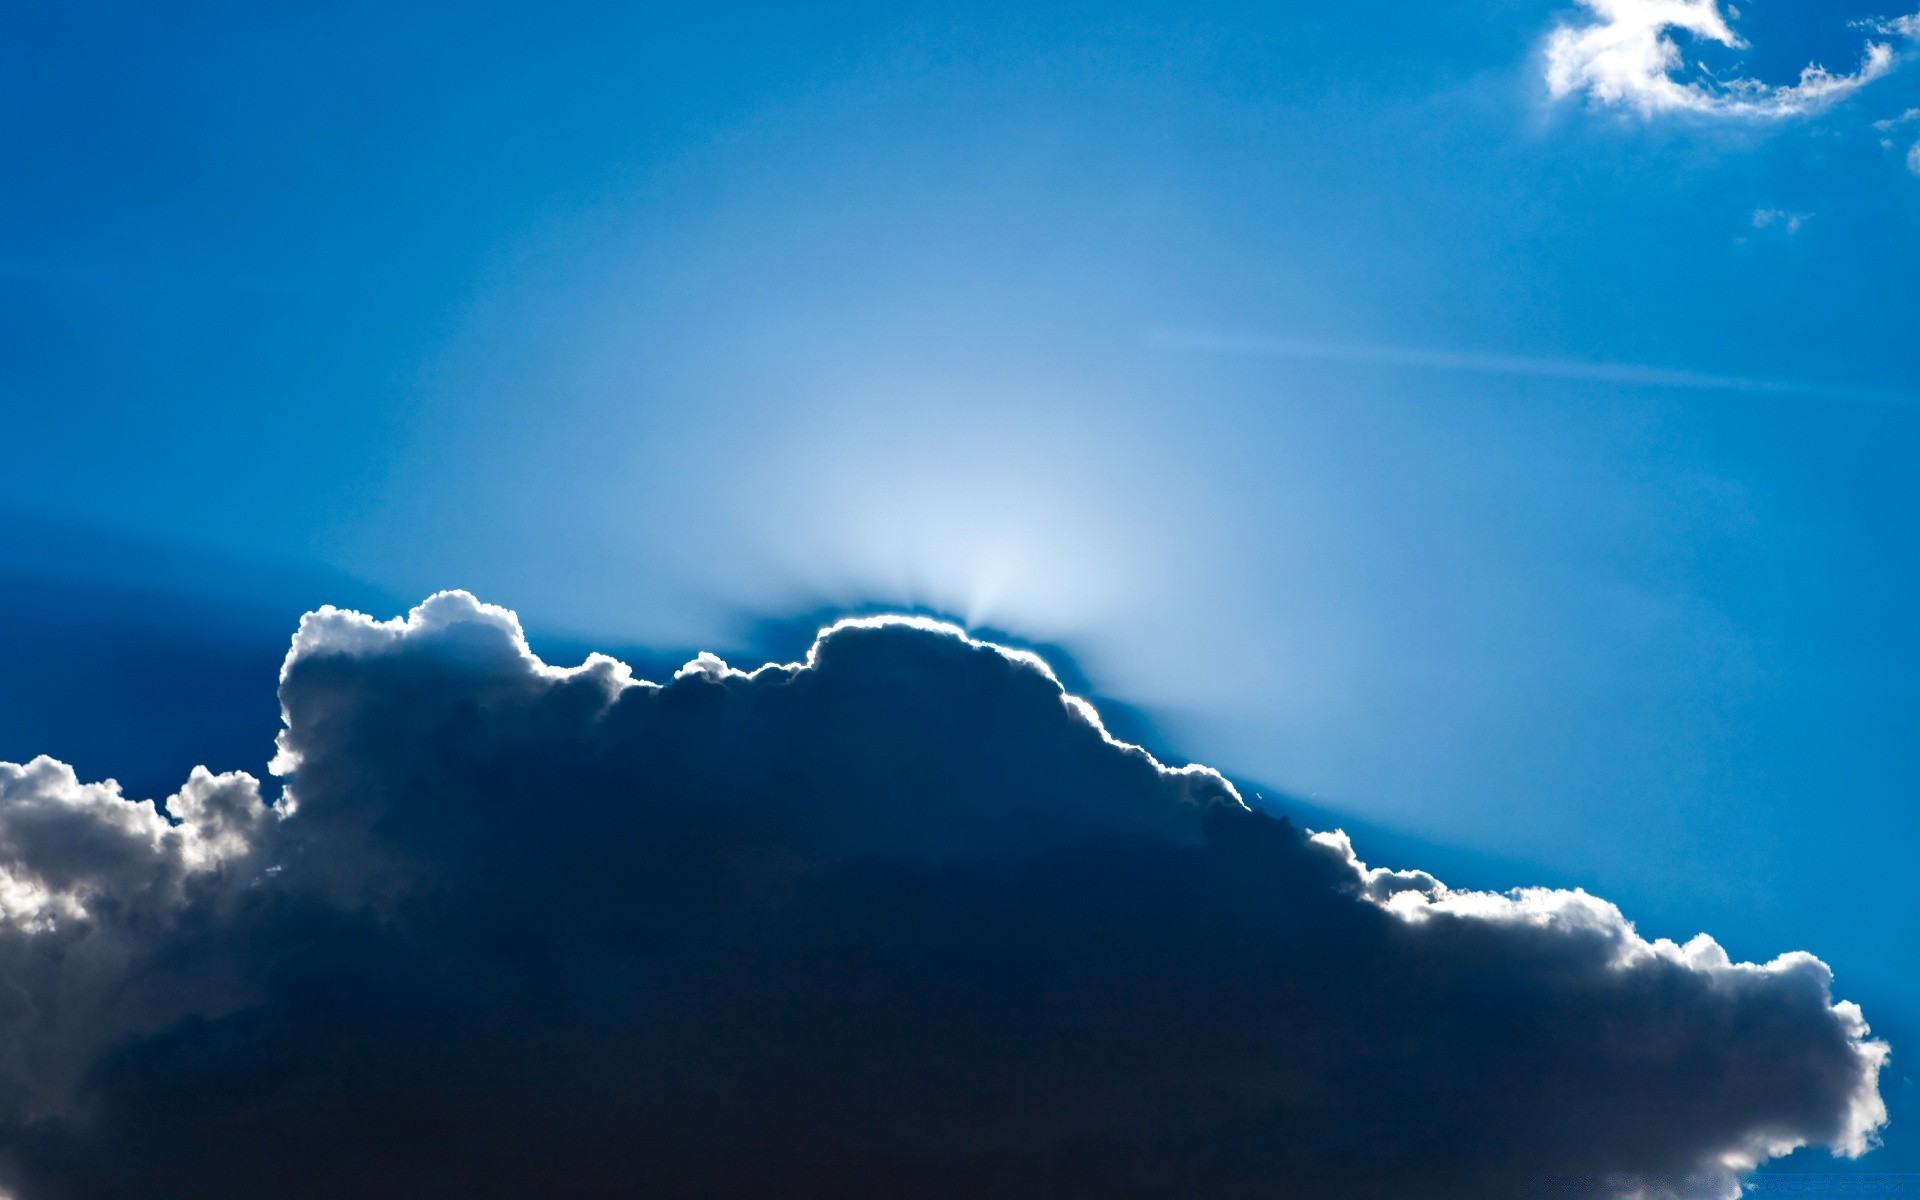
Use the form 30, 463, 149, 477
3, 0, 1917, 1173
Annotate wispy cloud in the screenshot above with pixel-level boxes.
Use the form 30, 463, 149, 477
1544, 0, 1915, 117
1149, 330, 1918, 406
1751, 207, 1810, 233
1861, 12, 1920, 38
1875, 106, 1920, 171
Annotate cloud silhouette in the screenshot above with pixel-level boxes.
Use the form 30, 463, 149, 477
0, 593, 1889, 1199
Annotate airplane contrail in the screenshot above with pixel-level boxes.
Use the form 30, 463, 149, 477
1149, 330, 1918, 406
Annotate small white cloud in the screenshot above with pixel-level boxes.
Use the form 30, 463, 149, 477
1545, 0, 1913, 117
1867, 107, 1920, 170
1866, 105, 1920, 166
1752, 208, 1811, 233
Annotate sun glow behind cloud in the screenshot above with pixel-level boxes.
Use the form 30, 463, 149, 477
792, 424, 1153, 635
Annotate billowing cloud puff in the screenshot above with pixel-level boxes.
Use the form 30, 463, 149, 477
0, 593, 1889, 1199
0, 759, 266, 929
1545, 0, 1913, 117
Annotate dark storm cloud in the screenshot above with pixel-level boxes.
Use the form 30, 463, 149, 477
0, 593, 1888, 1199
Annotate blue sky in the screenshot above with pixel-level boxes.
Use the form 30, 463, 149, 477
4, 0, 1919, 1178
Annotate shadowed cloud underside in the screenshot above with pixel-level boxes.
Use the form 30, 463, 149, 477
0, 593, 1889, 1200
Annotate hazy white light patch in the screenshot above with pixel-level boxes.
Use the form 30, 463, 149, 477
761, 395, 1177, 649
1150, 329, 1920, 406
1543, 0, 1908, 117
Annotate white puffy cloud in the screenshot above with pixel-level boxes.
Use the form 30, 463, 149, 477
0, 757, 273, 1136
1545, 0, 1912, 117
0, 757, 268, 929
0, 592, 1891, 1199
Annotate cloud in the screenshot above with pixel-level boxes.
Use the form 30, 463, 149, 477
1862, 13, 1920, 39
1751, 207, 1810, 233
1148, 329, 1920, 406
0, 592, 1890, 1199
0, 759, 266, 929
0, 757, 272, 1151
1874, 105, 1920, 131
1545, 0, 1912, 117
1869, 106, 1920, 169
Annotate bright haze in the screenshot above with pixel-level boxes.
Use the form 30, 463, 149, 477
1, 2, 1916, 1197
